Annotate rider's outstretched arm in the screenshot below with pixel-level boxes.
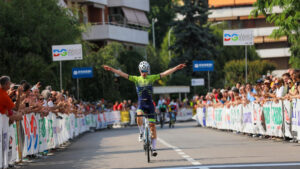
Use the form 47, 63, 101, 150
102, 65, 129, 79
160, 63, 186, 78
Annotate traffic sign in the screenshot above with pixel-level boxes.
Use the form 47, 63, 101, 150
193, 60, 214, 72
72, 67, 93, 79
191, 78, 205, 86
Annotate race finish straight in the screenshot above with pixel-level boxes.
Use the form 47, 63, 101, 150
103, 61, 186, 160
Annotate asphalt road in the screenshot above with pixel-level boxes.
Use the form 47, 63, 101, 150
17, 121, 300, 169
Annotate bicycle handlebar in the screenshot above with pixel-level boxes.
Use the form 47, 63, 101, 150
136, 114, 157, 117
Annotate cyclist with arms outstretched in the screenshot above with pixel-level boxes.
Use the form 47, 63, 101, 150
103, 61, 185, 156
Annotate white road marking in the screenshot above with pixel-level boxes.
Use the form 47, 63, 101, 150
158, 162, 300, 169
158, 137, 201, 166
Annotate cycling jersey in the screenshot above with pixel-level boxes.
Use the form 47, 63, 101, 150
128, 74, 161, 101
129, 74, 161, 122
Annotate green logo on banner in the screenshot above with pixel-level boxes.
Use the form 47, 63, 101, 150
39, 119, 46, 144
47, 120, 53, 143
75, 119, 78, 128
263, 107, 270, 124
272, 107, 283, 125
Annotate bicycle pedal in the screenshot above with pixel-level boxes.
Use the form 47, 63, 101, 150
152, 150, 157, 157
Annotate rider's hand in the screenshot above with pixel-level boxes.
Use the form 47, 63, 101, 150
102, 65, 112, 71
176, 64, 186, 70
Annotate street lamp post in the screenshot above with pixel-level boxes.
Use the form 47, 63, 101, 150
152, 18, 158, 48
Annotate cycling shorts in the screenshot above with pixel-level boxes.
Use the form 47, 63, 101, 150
137, 100, 156, 123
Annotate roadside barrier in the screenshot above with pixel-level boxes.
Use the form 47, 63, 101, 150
0, 108, 194, 168
194, 99, 300, 139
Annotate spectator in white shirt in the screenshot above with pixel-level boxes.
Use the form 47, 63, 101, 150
274, 79, 284, 98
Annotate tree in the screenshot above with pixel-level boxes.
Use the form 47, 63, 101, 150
167, 0, 218, 93
0, 0, 81, 89
118, 50, 145, 100
251, 0, 300, 68
148, 0, 177, 49
159, 28, 176, 70
170, 0, 217, 73
224, 60, 276, 87
77, 42, 124, 101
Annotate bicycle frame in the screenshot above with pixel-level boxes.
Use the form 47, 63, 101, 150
137, 114, 155, 163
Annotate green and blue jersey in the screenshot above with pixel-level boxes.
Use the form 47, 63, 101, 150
128, 74, 161, 102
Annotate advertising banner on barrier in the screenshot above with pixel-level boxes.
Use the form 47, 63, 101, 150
130, 111, 136, 125
291, 99, 298, 133
242, 103, 253, 133
223, 107, 230, 130
296, 99, 300, 140
120, 111, 130, 123
231, 105, 243, 132
252, 103, 265, 135
0, 114, 3, 168
195, 107, 206, 127
214, 108, 223, 128
283, 100, 292, 138
270, 101, 283, 137
177, 108, 193, 121
263, 102, 272, 135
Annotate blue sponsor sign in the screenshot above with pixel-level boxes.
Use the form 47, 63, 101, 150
72, 67, 93, 79
193, 60, 214, 72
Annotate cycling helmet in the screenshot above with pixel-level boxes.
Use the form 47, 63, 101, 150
138, 61, 150, 73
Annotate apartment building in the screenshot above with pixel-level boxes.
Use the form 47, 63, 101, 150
64, 0, 150, 48
208, 0, 289, 76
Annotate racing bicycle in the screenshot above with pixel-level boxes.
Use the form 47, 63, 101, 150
137, 114, 156, 163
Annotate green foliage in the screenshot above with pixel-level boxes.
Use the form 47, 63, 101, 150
77, 42, 124, 101
0, 0, 81, 88
170, 0, 217, 75
289, 56, 300, 69
224, 60, 276, 87
251, 0, 300, 68
159, 28, 176, 69
148, 0, 178, 49
118, 50, 144, 100
147, 45, 164, 75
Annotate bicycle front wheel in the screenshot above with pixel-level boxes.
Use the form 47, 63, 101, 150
145, 127, 151, 163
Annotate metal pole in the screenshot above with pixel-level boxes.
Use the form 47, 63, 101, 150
77, 78, 79, 100
208, 71, 210, 92
179, 93, 181, 102
152, 19, 156, 48
60, 61, 62, 91
245, 46, 248, 83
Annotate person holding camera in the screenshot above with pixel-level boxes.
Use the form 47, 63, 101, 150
0, 76, 23, 122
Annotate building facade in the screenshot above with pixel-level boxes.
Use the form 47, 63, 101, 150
208, 0, 289, 75
64, 0, 150, 48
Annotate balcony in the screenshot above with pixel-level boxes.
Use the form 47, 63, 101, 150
256, 48, 291, 59
82, 23, 148, 45
108, 0, 149, 12
209, 6, 282, 20
69, 0, 107, 5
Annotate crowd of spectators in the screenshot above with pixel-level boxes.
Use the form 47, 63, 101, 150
7, 66, 297, 123
0, 75, 111, 125
193, 69, 300, 108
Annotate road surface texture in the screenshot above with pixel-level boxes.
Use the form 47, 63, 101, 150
18, 121, 300, 169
